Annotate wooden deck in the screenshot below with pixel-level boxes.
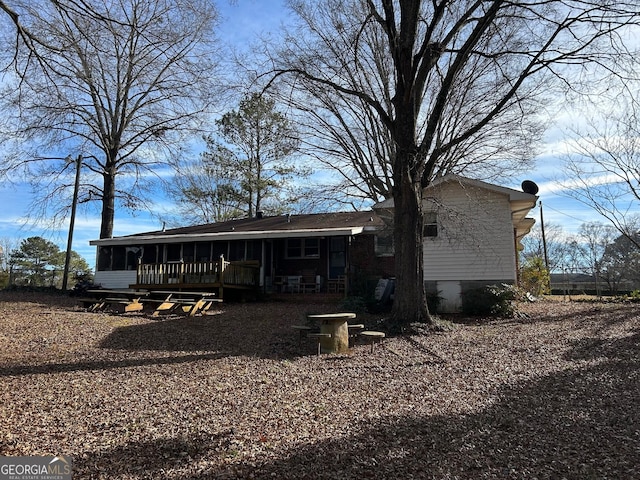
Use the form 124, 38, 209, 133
129, 257, 259, 300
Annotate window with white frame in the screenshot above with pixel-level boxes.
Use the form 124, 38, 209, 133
424, 212, 438, 237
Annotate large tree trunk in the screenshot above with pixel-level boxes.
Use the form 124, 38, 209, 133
390, 154, 432, 328
100, 168, 116, 239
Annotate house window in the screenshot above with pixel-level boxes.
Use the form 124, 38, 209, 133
304, 238, 319, 257
286, 238, 320, 258
287, 238, 302, 257
112, 246, 126, 270
375, 233, 394, 256
424, 212, 438, 237
97, 247, 112, 271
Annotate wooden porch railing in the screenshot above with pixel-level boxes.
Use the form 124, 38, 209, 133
135, 256, 259, 288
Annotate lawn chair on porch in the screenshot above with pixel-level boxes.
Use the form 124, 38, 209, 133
300, 270, 322, 293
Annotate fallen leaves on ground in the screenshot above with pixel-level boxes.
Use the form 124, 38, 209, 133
0, 292, 638, 479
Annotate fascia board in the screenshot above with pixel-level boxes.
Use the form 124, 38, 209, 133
515, 217, 536, 239
90, 226, 365, 246
511, 198, 539, 223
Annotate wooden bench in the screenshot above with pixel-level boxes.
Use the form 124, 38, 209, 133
103, 298, 144, 312
78, 296, 144, 313
77, 297, 103, 311
80, 289, 148, 313
146, 291, 221, 317
144, 298, 193, 316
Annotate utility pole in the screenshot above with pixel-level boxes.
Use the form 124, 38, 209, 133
62, 155, 82, 291
539, 200, 549, 272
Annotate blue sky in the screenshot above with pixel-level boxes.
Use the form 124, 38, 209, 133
0, 0, 636, 269
0, 0, 292, 266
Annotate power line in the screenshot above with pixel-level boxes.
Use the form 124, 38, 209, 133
540, 203, 588, 223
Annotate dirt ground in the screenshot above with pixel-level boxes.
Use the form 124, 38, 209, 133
0, 291, 638, 479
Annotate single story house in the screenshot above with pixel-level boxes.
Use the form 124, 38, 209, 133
90, 174, 537, 311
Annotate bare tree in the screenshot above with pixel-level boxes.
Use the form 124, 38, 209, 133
264, 0, 639, 326
290, 88, 397, 208
272, 2, 543, 212
563, 94, 640, 249
576, 221, 616, 295
0, 1, 107, 69
0, 0, 220, 238
0, 237, 19, 272
522, 222, 573, 273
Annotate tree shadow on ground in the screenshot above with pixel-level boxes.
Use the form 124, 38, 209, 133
72, 430, 235, 478
1, 301, 377, 376
98, 301, 380, 361
75, 324, 640, 479
98, 311, 317, 360
0, 352, 225, 377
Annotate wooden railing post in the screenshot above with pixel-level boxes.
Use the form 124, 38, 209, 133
219, 255, 225, 300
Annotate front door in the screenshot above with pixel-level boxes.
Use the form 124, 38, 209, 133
328, 237, 346, 279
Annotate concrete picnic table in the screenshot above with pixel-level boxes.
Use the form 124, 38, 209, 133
307, 312, 356, 354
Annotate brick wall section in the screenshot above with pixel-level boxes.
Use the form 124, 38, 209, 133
350, 234, 395, 278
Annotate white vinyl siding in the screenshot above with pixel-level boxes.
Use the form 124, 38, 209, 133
423, 183, 517, 282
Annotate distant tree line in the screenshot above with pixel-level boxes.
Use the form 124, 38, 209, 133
521, 222, 640, 296
0, 237, 92, 290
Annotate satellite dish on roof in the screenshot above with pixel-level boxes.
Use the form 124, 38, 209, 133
521, 180, 539, 195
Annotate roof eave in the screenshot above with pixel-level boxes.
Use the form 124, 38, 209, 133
90, 226, 367, 246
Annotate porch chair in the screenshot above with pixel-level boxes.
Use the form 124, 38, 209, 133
300, 270, 321, 293
327, 275, 346, 293
286, 275, 301, 293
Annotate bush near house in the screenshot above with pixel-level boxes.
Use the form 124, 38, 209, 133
461, 284, 518, 317
520, 256, 551, 296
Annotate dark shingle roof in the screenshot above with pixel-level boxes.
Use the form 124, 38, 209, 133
128, 211, 383, 238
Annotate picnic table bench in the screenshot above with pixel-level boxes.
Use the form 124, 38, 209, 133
79, 289, 221, 316
146, 290, 222, 317
80, 289, 147, 313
